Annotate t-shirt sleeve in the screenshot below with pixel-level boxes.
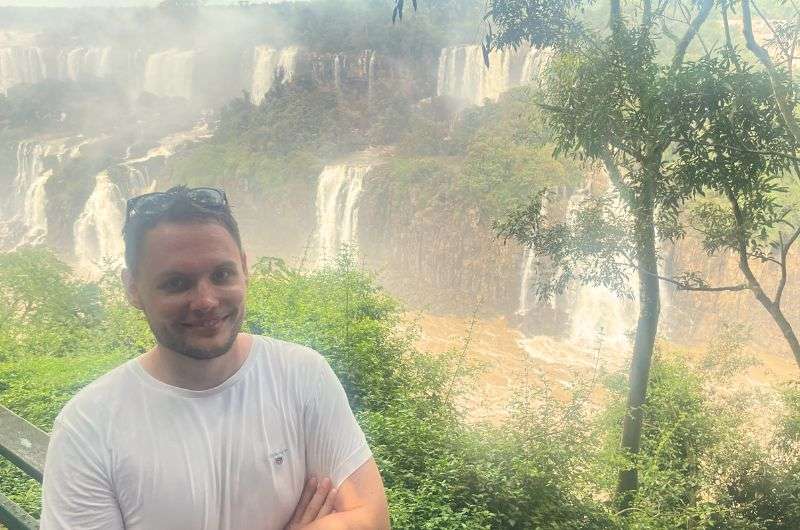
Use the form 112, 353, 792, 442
40, 411, 124, 530
303, 354, 372, 488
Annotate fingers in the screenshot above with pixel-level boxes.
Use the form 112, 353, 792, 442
317, 486, 338, 519
289, 476, 318, 526
300, 477, 333, 525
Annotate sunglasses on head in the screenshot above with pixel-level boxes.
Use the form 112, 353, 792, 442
125, 187, 228, 222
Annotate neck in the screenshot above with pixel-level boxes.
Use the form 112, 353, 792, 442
139, 333, 253, 391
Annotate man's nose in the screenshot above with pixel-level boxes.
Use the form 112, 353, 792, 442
189, 278, 219, 313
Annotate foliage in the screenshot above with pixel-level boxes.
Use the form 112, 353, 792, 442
495, 188, 635, 302
2, 249, 800, 528
595, 346, 800, 529
0, 249, 606, 528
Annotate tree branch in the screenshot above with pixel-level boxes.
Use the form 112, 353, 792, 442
775, 224, 800, 305
742, 0, 800, 144
662, 276, 749, 292
670, 0, 714, 73
613, 255, 749, 292
662, 18, 681, 46
610, 0, 622, 33
751, 0, 778, 40
671, 137, 800, 162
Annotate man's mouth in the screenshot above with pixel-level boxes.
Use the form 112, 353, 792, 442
182, 314, 229, 329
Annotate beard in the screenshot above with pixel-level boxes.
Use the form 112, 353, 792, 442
148, 307, 245, 360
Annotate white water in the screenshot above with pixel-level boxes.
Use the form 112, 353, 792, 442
0, 46, 117, 93
57, 47, 111, 81
314, 164, 370, 267
366, 50, 376, 102
72, 121, 212, 272
437, 45, 547, 106
516, 248, 537, 316
143, 49, 196, 99
73, 172, 126, 272
15, 142, 49, 242
565, 184, 637, 350
250, 46, 299, 105
6, 139, 72, 246
0, 47, 46, 93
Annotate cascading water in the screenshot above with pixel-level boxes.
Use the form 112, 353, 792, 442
314, 164, 370, 267
72, 121, 212, 273
437, 45, 547, 106
0, 47, 46, 93
143, 49, 196, 100
250, 46, 299, 105
516, 196, 551, 317
3, 139, 72, 247
1, 46, 122, 93
516, 248, 537, 316
73, 172, 126, 272
15, 141, 49, 241
366, 50, 376, 103
565, 184, 637, 351
58, 47, 111, 81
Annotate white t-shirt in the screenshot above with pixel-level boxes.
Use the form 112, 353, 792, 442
40, 335, 372, 530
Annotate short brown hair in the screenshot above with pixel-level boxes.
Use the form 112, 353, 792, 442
122, 185, 242, 274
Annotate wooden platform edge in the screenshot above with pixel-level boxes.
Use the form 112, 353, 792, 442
0, 491, 39, 530
0, 406, 48, 484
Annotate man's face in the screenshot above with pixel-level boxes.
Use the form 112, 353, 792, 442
124, 221, 248, 360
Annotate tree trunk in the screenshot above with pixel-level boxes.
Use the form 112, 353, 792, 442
736, 254, 800, 369
617, 170, 661, 511
764, 301, 800, 369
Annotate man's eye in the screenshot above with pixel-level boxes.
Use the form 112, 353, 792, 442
213, 269, 234, 282
162, 278, 188, 291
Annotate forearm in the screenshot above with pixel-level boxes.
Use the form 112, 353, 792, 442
301, 508, 389, 530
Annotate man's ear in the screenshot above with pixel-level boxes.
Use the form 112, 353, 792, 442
121, 268, 144, 310
241, 251, 249, 285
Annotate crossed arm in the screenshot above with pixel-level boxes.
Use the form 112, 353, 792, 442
284, 458, 390, 530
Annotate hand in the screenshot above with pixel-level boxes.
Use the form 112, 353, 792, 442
283, 476, 337, 530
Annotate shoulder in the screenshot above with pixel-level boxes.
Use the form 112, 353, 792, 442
250, 335, 334, 394
252, 335, 329, 371
54, 360, 137, 436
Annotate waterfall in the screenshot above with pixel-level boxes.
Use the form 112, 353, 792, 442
516, 248, 537, 316
143, 49, 195, 99
73, 172, 126, 272
314, 164, 370, 267
333, 54, 342, 91
565, 184, 637, 350
56, 47, 112, 81
72, 121, 211, 271
437, 44, 546, 106
7, 140, 69, 246
366, 50, 376, 103
15, 142, 49, 242
250, 46, 299, 105
520, 47, 549, 85
0, 45, 124, 93
0, 47, 47, 93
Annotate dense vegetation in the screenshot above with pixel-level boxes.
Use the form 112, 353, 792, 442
169, 80, 583, 221
1, 247, 799, 528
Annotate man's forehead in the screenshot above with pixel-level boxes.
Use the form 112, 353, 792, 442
138, 221, 243, 273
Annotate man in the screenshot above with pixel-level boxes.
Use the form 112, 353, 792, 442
41, 186, 390, 530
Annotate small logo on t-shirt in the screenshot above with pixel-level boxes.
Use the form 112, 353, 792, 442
270, 448, 288, 466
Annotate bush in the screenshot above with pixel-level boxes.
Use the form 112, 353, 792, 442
2, 249, 799, 529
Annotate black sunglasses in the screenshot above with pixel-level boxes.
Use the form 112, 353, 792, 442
125, 187, 228, 222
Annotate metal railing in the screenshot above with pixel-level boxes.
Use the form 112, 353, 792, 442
0, 405, 47, 529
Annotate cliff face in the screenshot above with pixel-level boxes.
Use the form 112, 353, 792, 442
663, 238, 800, 357
358, 168, 522, 315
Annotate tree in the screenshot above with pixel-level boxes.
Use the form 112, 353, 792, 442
392, 0, 800, 510
487, 1, 716, 507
